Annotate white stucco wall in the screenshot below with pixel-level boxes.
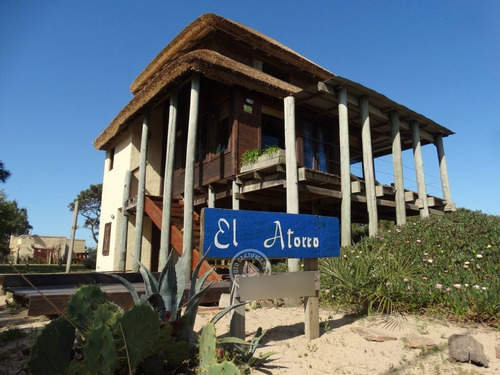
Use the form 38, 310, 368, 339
96, 131, 134, 271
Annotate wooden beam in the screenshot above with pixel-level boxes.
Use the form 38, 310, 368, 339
118, 171, 131, 271
159, 87, 178, 270
240, 178, 285, 194
360, 97, 378, 236
284, 96, 300, 272
338, 87, 351, 246
183, 73, 200, 280
434, 135, 453, 207
390, 112, 406, 226
411, 121, 429, 219
133, 110, 150, 272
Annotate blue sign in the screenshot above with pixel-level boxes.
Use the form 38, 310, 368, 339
201, 208, 340, 259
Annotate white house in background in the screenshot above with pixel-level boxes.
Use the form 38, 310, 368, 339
9, 235, 86, 264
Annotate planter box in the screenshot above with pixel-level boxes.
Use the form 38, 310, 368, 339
240, 149, 286, 172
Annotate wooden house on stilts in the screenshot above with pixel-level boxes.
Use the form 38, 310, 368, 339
94, 14, 455, 276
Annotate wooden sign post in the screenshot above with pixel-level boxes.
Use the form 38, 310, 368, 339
201, 208, 340, 340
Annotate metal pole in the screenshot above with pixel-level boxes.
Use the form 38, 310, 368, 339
66, 200, 79, 273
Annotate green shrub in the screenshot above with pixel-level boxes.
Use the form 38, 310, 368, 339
320, 209, 500, 324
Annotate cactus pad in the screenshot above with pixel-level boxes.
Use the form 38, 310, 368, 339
116, 303, 161, 369
82, 324, 118, 374
203, 361, 241, 374
66, 285, 107, 331
199, 322, 216, 369
91, 302, 122, 329
28, 317, 75, 375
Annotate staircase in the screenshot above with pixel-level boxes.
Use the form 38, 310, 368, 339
144, 196, 222, 282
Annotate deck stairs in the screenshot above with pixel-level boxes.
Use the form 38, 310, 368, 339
144, 196, 222, 282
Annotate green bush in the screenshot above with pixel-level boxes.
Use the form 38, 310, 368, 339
320, 209, 500, 325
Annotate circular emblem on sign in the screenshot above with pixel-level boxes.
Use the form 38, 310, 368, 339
230, 249, 271, 287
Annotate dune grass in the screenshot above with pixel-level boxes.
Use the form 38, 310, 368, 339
320, 209, 500, 326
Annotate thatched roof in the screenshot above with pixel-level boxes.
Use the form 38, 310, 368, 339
93, 49, 301, 150
130, 13, 332, 95
94, 13, 454, 151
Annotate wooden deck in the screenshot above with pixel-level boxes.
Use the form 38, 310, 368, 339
235, 161, 450, 221
0, 272, 229, 316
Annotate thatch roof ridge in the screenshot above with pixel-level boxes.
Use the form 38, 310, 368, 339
94, 49, 300, 150
130, 13, 332, 95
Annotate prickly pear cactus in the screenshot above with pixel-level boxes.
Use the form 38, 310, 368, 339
66, 285, 107, 330
91, 301, 122, 329
199, 322, 217, 369
83, 324, 119, 374
67, 359, 92, 375
27, 317, 75, 375
115, 303, 161, 370
202, 361, 241, 374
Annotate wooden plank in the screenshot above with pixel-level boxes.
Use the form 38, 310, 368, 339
405, 190, 417, 202
240, 179, 285, 194
351, 181, 362, 194
299, 184, 342, 199
1, 272, 147, 289
25, 280, 230, 316
237, 271, 317, 301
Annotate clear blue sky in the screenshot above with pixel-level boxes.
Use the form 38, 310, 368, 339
1, 1, 499, 248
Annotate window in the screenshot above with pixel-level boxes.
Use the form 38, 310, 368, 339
108, 148, 115, 171
102, 222, 111, 256
197, 114, 208, 162
261, 114, 285, 150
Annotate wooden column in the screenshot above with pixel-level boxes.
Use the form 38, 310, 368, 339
304, 201, 320, 340
434, 135, 453, 207
338, 87, 351, 247
390, 112, 406, 226
411, 121, 429, 219
230, 183, 244, 339
133, 111, 149, 272
65, 200, 79, 273
360, 97, 378, 236
159, 88, 178, 270
118, 170, 131, 271
284, 96, 300, 272
183, 73, 200, 280
207, 185, 215, 208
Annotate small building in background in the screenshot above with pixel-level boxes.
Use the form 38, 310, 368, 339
9, 235, 86, 264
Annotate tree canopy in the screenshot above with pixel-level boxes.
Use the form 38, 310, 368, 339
69, 184, 102, 244
0, 190, 32, 256
0, 161, 11, 183
0, 162, 32, 257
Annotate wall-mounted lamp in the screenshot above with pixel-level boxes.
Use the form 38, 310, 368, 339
245, 98, 254, 105
110, 214, 115, 220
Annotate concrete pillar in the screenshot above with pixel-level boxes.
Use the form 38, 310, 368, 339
133, 111, 150, 272
338, 87, 351, 247
411, 121, 429, 219
390, 112, 406, 226
159, 88, 178, 270
232, 180, 240, 210
183, 73, 200, 280
207, 185, 215, 208
359, 97, 378, 236
284, 95, 300, 272
118, 170, 131, 271
434, 135, 453, 207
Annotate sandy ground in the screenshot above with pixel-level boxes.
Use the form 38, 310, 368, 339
196, 304, 500, 375
1, 294, 498, 375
